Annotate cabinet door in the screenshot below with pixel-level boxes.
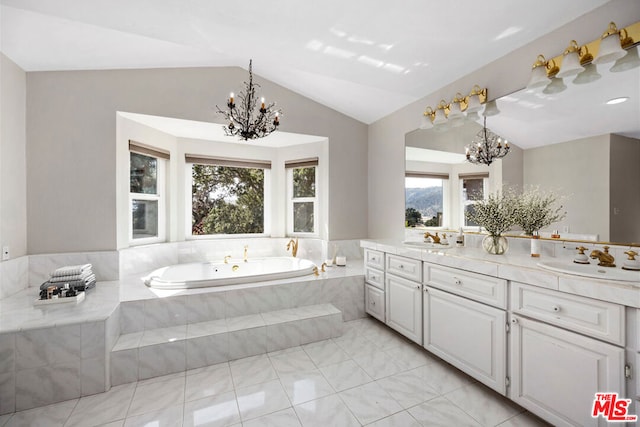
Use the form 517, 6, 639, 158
365, 284, 385, 322
510, 315, 625, 427
385, 274, 422, 344
423, 287, 506, 394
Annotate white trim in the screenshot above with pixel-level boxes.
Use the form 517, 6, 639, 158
287, 165, 319, 236
129, 155, 166, 245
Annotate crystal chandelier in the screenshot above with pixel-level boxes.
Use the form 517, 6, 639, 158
465, 117, 510, 165
217, 60, 282, 140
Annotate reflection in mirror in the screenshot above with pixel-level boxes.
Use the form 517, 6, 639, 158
405, 55, 640, 244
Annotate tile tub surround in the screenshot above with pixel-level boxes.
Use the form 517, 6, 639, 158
0, 319, 551, 427
0, 263, 365, 414
0, 256, 28, 300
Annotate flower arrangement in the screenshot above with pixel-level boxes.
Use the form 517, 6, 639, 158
465, 188, 519, 237
516, 187, 566, 235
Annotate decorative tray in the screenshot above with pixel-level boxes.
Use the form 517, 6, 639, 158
34, 292, 85, 306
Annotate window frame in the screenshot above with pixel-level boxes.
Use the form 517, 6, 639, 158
404, 172, 450, 229
460, 173, 490, 230
129, 151, 167, 245
286, 163, 319, 237
186, 157, 271, 239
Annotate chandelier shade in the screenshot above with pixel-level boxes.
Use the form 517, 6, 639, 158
217, 60, 282, 140
465, 117, 510, 166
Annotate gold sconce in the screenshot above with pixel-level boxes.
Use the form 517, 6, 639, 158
421, 86, 488, 130
526, 20, 640, 92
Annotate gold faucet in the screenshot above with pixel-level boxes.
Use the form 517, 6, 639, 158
312, 266, 319, 276
590, 246, 616, 267
424, 232, 441, 244
243, 245, 248, 263
287, 238, 299, 257
321, 262, 327, 272
224, 255, 232, 264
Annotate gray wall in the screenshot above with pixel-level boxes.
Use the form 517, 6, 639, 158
610, 134, 640, 243
1, 53, 27, 259
26, 67, 368, 254
367, 0, 640, 239
523, 135, 610, 240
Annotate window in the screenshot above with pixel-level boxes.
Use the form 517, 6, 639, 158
129, 141, 168, 244
286, 159, 318, 235
187, 156, 270, 236
405, 172, 448, 228
460, 173, 489, 227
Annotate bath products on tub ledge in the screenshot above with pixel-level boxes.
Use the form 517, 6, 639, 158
336, 256, 347, 266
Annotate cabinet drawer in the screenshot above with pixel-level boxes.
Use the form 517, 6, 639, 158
386, 254, 422, 282
511, 282, 625, 346
365, 284, 385, 322
425, 264, 507, 309
365, 249, 384, 269
365, 267, 384, 290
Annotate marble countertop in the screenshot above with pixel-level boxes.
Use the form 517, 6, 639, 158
361, 239, 640, 308
0, 262, 364, 334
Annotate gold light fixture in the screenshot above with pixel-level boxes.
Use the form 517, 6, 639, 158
422, 86, 488, 129
526, 20, 640, 92
216, 60, 282, 140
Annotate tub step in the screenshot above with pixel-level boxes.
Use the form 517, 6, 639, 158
110, 303, 343, 385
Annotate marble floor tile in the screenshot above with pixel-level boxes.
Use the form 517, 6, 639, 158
267, 346, 303, 357
408, 396, 482, 427
365, 410, 422, 427
445, 382, 524, 427
409, 360, 474, 395
235, 379, 291, 421
496, 412, 553, 427
319, 359, 373, 392
0, 414, 10, 427
229, 354, 277, 389
65, 383, 137, 427
279, 369, 335, 405
185, 363, 234, 402
301, 339, 350, 368
338, 381, 403, 425
127, 375, 185, 417
123, 404, 183, 427
384, 343, 436, 371
269, 349, 316, 375
375, 369, 439, 409
294, 394, 360, 427
3, 398, 77, 427
242, 408, 302, 427
183, 391, 241, 427
332, 334, 381, 357
95, 421, 124, 427
353, 350, 405, 380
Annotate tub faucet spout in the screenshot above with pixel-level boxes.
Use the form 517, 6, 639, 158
243, 245, 248, 263
287, 238, 299, 257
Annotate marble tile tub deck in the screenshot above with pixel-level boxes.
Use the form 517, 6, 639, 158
0, 264, 366, 414
0, 318, 550, 427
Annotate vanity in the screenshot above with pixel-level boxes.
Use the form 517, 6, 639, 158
361, 239, 639, 427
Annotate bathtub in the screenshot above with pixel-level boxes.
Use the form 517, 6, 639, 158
143, 257, 316, 289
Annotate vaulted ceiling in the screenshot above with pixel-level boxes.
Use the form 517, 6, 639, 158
1, 0, 610, 123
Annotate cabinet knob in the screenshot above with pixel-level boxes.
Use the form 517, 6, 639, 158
552, 305, 560, 312
371, 301, 376, 306
399, 264, 405, 269
511, 318, 518, 324
415, 284, 421, 290
453, 277, 462, 285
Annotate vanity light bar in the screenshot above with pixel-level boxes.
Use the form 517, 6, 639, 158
531, 20, 640, 80
422, 85, 488, 125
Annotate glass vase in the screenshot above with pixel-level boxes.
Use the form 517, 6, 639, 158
482, 234, 508, 255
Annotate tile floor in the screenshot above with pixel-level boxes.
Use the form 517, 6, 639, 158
0, 317, 551, 427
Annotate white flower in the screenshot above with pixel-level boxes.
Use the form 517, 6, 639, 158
516, 187, 566, 235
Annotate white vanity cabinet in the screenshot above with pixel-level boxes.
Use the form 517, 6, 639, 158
510, 282, 626, 427
364, 249, 385, 321
423, 263, 507, 394
385, 254, 423, 344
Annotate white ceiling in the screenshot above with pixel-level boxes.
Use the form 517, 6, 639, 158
0, 0, 610, 124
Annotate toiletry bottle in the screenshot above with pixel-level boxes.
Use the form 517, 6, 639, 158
531, 231, 540, 257
456, 228, 465, 247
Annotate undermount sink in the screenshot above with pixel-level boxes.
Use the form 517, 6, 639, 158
402, 241, 453, 249
537, 261, 640, 282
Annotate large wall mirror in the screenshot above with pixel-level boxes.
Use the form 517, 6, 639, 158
405, 55, 640, 244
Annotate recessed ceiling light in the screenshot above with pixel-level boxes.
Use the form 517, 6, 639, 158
606, 97, 629, 105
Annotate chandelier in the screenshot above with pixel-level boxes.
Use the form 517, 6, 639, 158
465, 116, 510, 165
217, 60, 282, 140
